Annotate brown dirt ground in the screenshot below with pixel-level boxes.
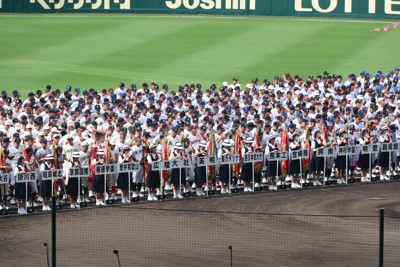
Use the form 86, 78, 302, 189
1, 181, 400, 267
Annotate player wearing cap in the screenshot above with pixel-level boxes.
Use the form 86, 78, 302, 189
182, 138, 195, 194
79, 141, 91, 203
9, 136, 23, 204
107, 139, 119, 201
347, 125, 359, 179
131, 137, 145, 198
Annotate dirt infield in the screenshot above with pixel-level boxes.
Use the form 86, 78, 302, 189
1, 181, 400, 267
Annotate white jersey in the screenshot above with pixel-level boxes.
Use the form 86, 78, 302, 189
131, 145, 144, 163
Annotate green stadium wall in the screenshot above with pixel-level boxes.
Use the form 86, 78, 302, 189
1, 0, 400, 19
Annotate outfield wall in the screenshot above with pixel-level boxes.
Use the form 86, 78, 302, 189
1, 0, 399, 19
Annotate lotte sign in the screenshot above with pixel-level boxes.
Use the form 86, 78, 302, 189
295, 0, 400, 15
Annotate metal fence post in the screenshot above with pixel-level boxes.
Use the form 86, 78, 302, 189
379, 208, 384, 267
52, 196, 56, 267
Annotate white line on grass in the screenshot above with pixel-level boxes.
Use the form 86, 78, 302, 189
0, 14, 394, 24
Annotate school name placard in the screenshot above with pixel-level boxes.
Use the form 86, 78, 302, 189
1, 0, 399, 19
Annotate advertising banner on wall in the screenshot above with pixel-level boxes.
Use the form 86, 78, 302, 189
1, 0, 399, 19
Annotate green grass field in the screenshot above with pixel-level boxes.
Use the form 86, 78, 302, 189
0, 15, 398, 96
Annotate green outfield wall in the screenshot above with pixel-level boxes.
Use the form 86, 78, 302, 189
1, 0, 399, 19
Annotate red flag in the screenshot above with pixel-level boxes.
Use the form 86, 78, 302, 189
302, 128, 311, 172
233, 131, 242, 178
89, 142, 100, 185
280, 128, 289, 176
208, 133, 218, 178
253, 130, 262, 174
161, 138, 170, 186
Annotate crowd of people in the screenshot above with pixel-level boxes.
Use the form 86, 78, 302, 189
1, 67, 400, 214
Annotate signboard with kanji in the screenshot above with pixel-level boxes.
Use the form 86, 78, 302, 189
118, 162, 140, 173
95, 164, 117, 174
69, 167, 90, 178
16, 171, 37, 183
360, 144, 379, 154
197, 156, 218, 167
0, 173, 10, 184
381, 142, 400, 152
42, 169, 63, 181
169, 158, 191, 169
291, 149, 309, 160
243, 152, 264, 163
269, 151, 288, 161
220, 154, 240, 164
337, 146, 357, 156
316, 147, 335, 157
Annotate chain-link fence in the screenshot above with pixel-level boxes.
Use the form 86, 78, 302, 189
1, 203, 398, 267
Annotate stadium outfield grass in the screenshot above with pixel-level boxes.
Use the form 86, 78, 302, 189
0, 14, 398, 96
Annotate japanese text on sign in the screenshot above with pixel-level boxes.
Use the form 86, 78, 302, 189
220, 154, 240, 164
291, 149, 309, 160
269, 151, 288, 161
244, 152, 264, 163
69, 167, 90, 178
337, 146, 357, 156
95, 164, 117, 174
197, 156, 218, 167
118, 162, 140, 173
16, 172, 37, 183
0, 173, 9, 184
42, 169, 63, 180
316, 147, 335, 157
381, 143, 400, 152
361, 144, 379, 154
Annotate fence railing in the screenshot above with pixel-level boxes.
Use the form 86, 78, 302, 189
1, 199, 398, 267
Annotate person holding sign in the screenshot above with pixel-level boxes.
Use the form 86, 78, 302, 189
14, 156, 27, 214
66, 153, 81, 209
118, 146, 132, 204
335, 130, 348, 184
218, 140, 233, 194
92, 149, 106, 206
265, 135, 280, 191
40, 154, 54, 211
359, 128, 371, 182
240, 137, 255, 193
288, 133, 301, 189
378, 126, 390, 181
170, 143, 185, 199
194, 140, 207, 196
0, 148, 11, 211
146, 144, 161, 201
310, 130, 324, 186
